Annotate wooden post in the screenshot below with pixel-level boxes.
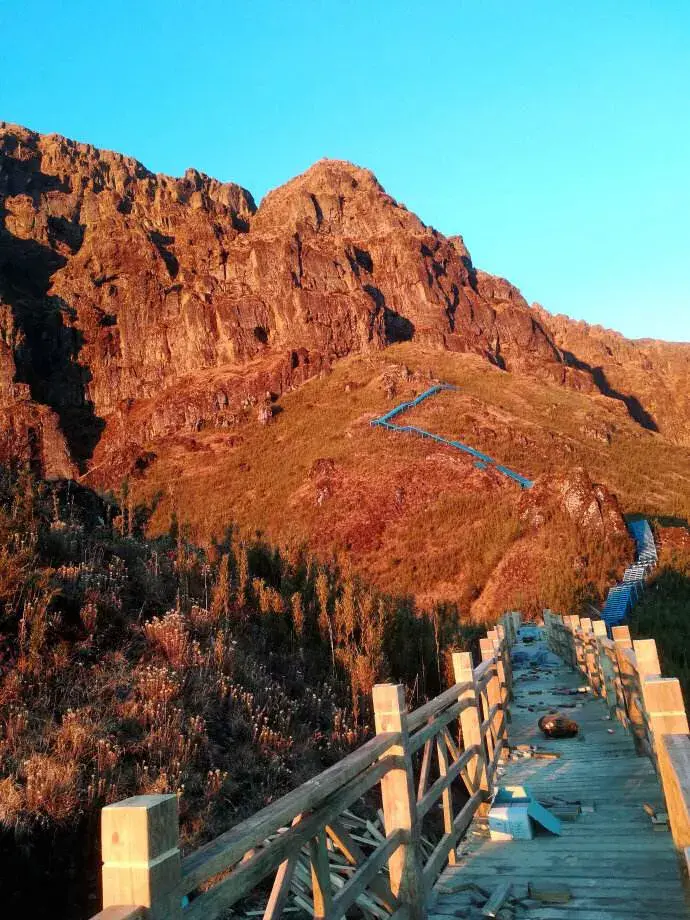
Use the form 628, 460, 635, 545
596, 636, 619, 718
480, 637, 502, 768
633, 638, 661, 680
612, 625, 646, 743
90, 909, 145, 920
453, 652, 490, 813
511, 611, 521, 640
487, 629, 508, 709
611, 626, 632, 708
541, 610, 550, 649
101, 794, 181, 920
563, 616, 578, 669
570, 616, 586, 675
580, 618, 595, 686
640, 677, 690, 851
545, 611, 556, 655
611, 624, 633, 649
591, 621, 608, 697
509, 613, 518, 645
632, 638, 662, 752
657, 735, 690, 852
372, 684, 426, 920
560, 614, 570, 663
495, 624, 512, 700
641, 677, 689, 746
501, 614, 515, 648
546, 611, 558, 657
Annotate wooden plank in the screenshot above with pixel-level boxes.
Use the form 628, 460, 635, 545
436, 870, 681, 891
529, 880, 571, 903
325, 818, 398, 911
330, 829, 404, 919
263, 814, 302, 920
309, 832, 333, 920
481, 881, 511, 917
416, 736, 433, 802
435, 735, 457, 866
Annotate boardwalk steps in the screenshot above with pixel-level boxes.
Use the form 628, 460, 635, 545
601, 518, 658, 627
87, 611, 690, 920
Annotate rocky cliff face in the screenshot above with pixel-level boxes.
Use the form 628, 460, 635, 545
0, 122, 687, 482
534, 306, 690, 445
0, 123, 574, 477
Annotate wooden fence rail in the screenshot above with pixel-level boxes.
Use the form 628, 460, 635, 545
543, 610, 690, 874
90, 612, 521, 920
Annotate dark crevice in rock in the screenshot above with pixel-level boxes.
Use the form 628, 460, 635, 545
561, 349, 659, 432
0, 189, 104, 469
149, 231, 179, 279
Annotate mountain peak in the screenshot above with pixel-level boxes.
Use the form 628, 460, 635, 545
253, 157, 423, 236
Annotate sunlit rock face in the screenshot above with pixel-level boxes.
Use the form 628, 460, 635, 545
1, 122, 687, 478
0, 125, 571, 474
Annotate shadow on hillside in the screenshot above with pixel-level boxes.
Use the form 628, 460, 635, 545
0, 163, 105, 470
562, 350, 659, 432
364, 284, 415, 343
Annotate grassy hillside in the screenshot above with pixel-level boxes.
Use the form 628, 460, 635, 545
0, 469, 477, 919
629, 541, 690, 700
127, 344, 689, 617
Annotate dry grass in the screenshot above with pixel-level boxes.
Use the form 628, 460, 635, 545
0, 468, 478, 919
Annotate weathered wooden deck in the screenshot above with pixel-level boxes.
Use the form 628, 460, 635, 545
432, 632, 689, 919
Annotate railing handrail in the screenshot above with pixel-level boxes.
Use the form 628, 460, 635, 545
92, 613, 521, 920
179, 731, 401, 891
407, 678, 472, 731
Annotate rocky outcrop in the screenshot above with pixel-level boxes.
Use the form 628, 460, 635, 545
471, 469, 631, 620
519, 467, 628, 536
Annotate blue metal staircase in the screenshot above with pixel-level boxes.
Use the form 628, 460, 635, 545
601, 519, 657, 627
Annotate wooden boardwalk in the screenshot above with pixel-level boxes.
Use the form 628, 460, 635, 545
432, 631, 689, 919
90, 613, 690, 920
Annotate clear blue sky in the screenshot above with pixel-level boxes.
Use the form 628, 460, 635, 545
2, 1, 688, 341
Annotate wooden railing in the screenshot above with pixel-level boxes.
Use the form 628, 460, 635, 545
543, 610, 690, 873
90, 613, 521, 920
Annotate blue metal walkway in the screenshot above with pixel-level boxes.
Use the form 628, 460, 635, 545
601, 518, 657, 627
371, 384, 534, 489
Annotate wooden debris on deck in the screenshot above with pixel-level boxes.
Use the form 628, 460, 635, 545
481, 881, 512, 917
